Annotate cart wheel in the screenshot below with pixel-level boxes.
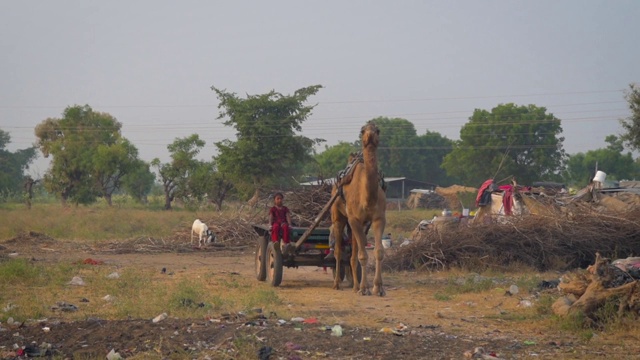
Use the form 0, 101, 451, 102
332, 264, 346, 283
255, 236, 268, 281
346, 262, 362, 288
266, 242, 283, 287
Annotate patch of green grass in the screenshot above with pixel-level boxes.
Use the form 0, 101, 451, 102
535, 294, 557, 316
240, 288, 282, 310
433, 292, 452, 301
168, 279, 206, 311
0, 259, 80, 321
444, 274, 495, 294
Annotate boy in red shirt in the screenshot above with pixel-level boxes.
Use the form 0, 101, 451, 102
269, 192, 293, 253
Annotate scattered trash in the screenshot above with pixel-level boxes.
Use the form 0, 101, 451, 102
518, 299, 533, 308
102, 295, 114, 302
52, 302, 78, 312
82, 258, 103, 265
523, 340, 536, 346
42, 326, 50, 332
8, 252, 18, 257
2, 303, 16, 312
277, 319, 287, 326
290, 317, 305, 323
106, 348, 124, 360
538, 279, 560, 289
285, 342, 303, 351
363, 337, 371, 341
380, 325, 406, 336
68, 276, 85, 286
506, 285, 519, 296
152, 312, 168, 323
18, 344, 51, 358
302, 317, 318, 324
257, 346, 273, 360
80, 298, 89, 302
331, 324, 343, 337
106, 272, 120, 279
464, 347, 504, 359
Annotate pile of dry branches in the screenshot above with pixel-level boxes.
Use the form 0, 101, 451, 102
255, 185, 333, 227
385, 209, 640, 272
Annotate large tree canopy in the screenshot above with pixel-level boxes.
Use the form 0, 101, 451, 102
442, 103, 565, 187
0, 129, 38, 195
563, 135, 639, 187
34, 105, 141, 206
372, 117, 455, 185
311, 118, 455, 186
211, 85, 324, 201
620, 83, 640, 151
311, 141, 359, 180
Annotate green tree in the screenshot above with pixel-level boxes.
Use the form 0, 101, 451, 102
122, 159, 156, 203
373, 117, 420, 178
212, 85, 324, 202
151, 134, 205, 210
186, 161, 235, 211
620, 83, 640, 150
416, 131, 457, 186
311, 141, 359, 179
563, 135, 639, 187
0, 129, 38, 196
93, 138, 140, 206
442, 103, 565, 187
35, 105, 139, 206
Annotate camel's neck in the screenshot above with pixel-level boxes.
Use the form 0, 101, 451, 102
362, 145, 378, 199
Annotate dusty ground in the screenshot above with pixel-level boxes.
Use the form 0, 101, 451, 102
1, 234, 640, 359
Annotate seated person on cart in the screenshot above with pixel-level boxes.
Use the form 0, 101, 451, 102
269, 192, 293, 253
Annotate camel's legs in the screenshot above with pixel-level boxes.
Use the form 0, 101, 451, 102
349, 219, 371, 295
370, 216, 386, 296
330, 220, 345, 290
350, 232, 360, 292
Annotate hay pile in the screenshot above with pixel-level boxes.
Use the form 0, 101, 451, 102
254, 185, 334, 227
405, 191, 446, 209
435, 185, 478, 210
385, 210, 640, 272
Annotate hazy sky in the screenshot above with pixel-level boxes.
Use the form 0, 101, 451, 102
1, 1, 638, 177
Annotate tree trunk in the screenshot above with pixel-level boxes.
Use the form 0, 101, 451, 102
247, 188, 260, 207
105, 193, 113, 206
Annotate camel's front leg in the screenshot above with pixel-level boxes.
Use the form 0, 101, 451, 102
371, 217, 386, 297
350, 221, 371, 295
331, 223, 345, 291
350, 236, 360, 292
372, 218, 386, 296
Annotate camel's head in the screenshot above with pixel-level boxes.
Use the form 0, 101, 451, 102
360, 121, 380, 148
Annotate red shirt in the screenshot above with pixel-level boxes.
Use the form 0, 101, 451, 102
270, 206, 289, 224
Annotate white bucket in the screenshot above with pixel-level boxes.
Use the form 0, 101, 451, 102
382, 239, 392, 249
462, 208, 470, 217
593, 170, 607, 183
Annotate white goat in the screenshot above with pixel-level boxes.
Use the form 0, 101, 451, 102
191, 219, 215, 247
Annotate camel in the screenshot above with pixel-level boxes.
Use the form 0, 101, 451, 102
331, 121, 387, 296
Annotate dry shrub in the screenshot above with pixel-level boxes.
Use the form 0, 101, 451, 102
385, 209, 640, 273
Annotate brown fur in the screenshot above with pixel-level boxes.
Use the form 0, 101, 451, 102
331, 122, 387, 296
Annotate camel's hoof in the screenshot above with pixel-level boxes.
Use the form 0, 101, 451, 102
373, 286, 386, 297
357, 288, 371, 296
332, 284, 341, 291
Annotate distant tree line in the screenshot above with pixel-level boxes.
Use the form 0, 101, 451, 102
2, 83, 640, 208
